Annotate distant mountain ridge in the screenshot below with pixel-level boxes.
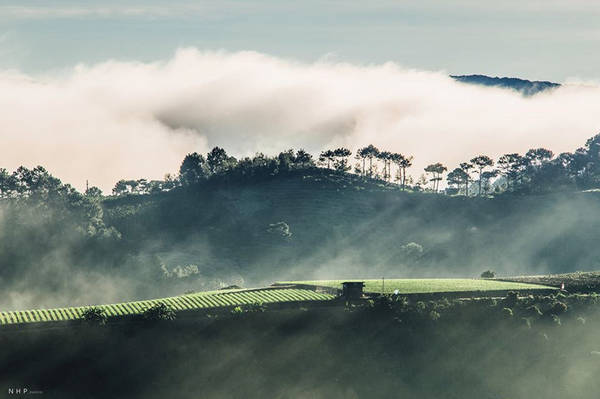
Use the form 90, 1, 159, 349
451, 74, 560, 96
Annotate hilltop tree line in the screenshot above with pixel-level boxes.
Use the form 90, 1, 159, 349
108, 132, 600, 197
111, 144, 414, 195
441, 144, 587, 196
3, 132, 598, 199
2, 133, 600, 202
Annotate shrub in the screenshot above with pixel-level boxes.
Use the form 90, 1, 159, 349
371, 295, 394, 313
480, 270, 496, 279
393, 295, 409, 309
266, 222, 292, 239
429, 310, 441, 321
230, 306, 244, 316
550, 301, 568, 315
142, 302, 176, 322
437, 298, 451, 309
504, 291, 519, 307
555, 291, 567, 299
243, 302, 266, 313
485, 298, 497, 307
525, 305, 543, 318
360, 299, 375, 311
82, 307, 107, 325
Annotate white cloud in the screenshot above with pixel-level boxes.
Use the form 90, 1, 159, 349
0, 48, 599, 192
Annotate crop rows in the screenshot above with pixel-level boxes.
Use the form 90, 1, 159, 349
0, 288, 335, 326
279, 279, 556, 294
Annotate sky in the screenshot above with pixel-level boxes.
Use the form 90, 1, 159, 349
3, 0, 600, 81
0, 1, 600, 191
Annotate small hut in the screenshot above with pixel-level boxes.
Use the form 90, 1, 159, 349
342, 281, 365, 300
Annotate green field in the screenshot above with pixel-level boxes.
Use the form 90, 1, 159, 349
0, 288, 334, 326
0, 278, 558, 327
278, 278, 556, 294
501, 271, 600, 293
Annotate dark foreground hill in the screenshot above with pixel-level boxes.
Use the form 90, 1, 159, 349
451, 74, 560, 95
2, 291, 600, 399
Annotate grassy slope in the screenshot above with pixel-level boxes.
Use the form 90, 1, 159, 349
279, 278, 556, 294
501, 271, 600, 293
0, 288, 334, 326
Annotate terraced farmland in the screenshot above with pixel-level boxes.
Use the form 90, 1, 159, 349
0, 287, 334, 326
277, 278, 556, 294
0, 278, 558, 327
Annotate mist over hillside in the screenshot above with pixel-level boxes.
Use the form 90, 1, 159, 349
3, 165, 600, 311
6, 126, 600, 311
104, 171, 600, 283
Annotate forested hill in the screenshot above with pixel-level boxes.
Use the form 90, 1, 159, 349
3, 162, 600, 311
451, 74, 560, 95
102, 169, 600, 290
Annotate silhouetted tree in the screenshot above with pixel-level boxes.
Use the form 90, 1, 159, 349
179, 152, 207, 185
424, 163, 447, 193
319, 150, 335, 169
112, 180, 129, 196
481, 270, 496, 278
295, 149, 314, 168
207, 147, 236, 174
525, 148, 553, 167
447, 168, 469, 195
277, 149, 296, 172
470, 155, 494, 196
355, 147, 368, 176
332, 148, 352, 172
85, 186, 103, 198
378, 151, 392, 181
391, 153, 403, 185
0, 168, 15, 198
481, 170, 499, 195
497, 153, 525, 192
358, 144, 380, 177
162, 173, 178, 191
459, 162, 474, 196
399, 155, 413, 190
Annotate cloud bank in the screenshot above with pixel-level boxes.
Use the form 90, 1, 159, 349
0, 48, 599, 191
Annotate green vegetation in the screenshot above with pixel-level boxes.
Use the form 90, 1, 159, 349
0, 288, 334, 326
480, 270, 496, 278
279, 278, 555, 294
0, 278, 557, 327
141, 302, 176, 322
82, 307, 107, 325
